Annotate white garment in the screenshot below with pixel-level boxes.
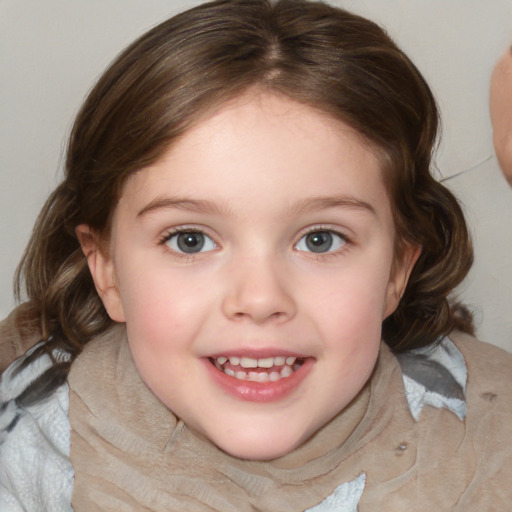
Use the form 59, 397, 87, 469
305, 474, 366, 512
0, 343, 73, 512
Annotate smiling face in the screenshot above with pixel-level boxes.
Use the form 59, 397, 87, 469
80, 93, 418, 460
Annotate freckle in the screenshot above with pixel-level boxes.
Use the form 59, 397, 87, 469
481, 392, 497, 402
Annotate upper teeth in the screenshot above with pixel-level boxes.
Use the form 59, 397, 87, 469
217, 356, 297, 368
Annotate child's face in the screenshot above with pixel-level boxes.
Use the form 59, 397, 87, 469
85, 93, 417, 460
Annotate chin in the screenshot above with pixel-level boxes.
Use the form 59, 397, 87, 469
222, 443, 295, 461
214, 430, 305, 461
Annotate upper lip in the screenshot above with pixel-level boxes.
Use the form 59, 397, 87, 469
206, 349, 310, 359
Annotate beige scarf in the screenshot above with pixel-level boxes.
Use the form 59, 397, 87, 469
69, 325, 511, 511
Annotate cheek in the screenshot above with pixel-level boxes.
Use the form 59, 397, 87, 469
309, 258, 393, 326
300, 260, 393, 381
116, 258, 217, 352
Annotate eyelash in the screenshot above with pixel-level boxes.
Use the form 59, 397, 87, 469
158, 227, 202, 243
157, 227, 218, 258
294, 226, 351, 259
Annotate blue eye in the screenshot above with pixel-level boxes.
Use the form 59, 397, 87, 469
166, 231, 216, 254
295, 230, 346, 253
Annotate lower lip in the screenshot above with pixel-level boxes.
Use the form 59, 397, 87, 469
203, 358, 314, 402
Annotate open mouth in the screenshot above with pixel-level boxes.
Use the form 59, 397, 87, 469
209, 355, 305, 383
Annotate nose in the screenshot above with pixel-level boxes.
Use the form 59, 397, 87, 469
221, 254, 297, 325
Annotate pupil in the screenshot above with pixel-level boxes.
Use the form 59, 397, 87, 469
177, 232, 204, 253
306, 231, 332, 253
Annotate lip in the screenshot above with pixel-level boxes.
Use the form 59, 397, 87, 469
207, 349, 309, 359
203, 356, 314, 403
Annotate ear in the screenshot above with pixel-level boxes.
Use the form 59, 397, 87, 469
383, 243, 422, 319
76, 224, 126, 322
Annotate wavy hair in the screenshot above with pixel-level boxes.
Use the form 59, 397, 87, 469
15, 0, 472, 356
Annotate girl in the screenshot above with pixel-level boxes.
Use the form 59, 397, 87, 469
1, 0, 511, 510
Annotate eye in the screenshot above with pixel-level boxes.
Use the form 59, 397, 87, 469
165, 231, 216, 254
295, 230, 346, 253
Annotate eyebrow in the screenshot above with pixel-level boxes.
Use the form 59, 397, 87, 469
137, 194, 375, 219
137, 197, 230, 218
288, 195, 376, 216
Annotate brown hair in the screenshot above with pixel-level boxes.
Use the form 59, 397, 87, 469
15, 0, 472, 356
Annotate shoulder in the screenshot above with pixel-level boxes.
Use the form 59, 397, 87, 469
393, 330, 512, 438
448, 330, 512, 439
387, 332, 512, 508
0, 342, 73, 512
448, 331, 512, 506
395, 330, 512, 421
449, 330, 512, 398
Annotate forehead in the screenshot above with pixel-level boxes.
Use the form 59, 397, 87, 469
117, 92, 391, 222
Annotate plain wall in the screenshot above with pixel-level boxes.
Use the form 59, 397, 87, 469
1, 0, 511, 352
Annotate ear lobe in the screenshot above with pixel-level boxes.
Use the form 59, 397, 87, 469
76, 224, 126, 322
383, 244, 422, 319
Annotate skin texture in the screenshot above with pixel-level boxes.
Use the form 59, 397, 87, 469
78, 93, 419, 460
490, 46, 512, 185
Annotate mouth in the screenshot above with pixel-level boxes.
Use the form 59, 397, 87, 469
205, 352, 313, 402
208, 355, 306, 383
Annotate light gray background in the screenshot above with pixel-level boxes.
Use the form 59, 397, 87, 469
1, 0, 511, 352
